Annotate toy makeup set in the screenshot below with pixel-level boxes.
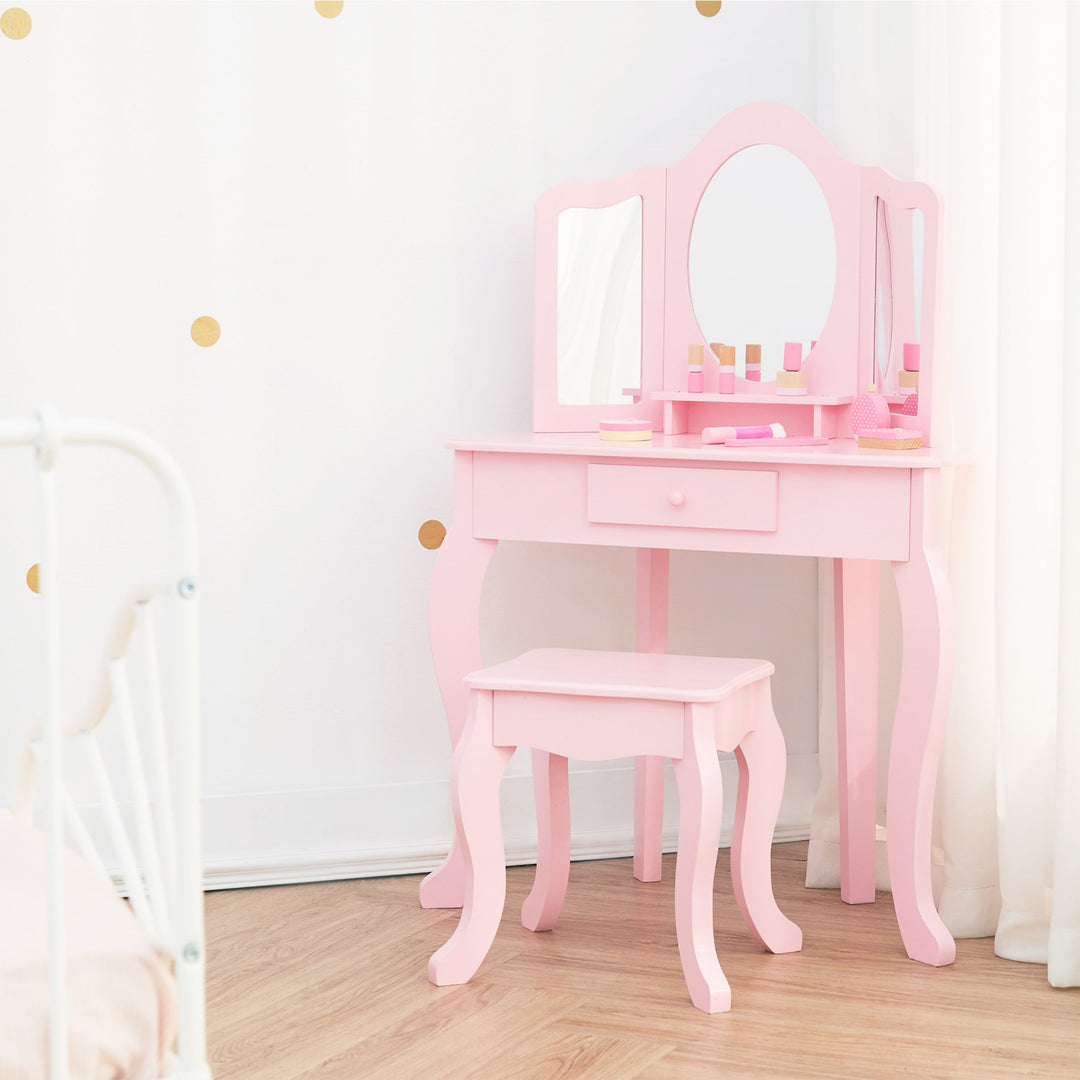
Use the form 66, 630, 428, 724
606, 324, 925, 449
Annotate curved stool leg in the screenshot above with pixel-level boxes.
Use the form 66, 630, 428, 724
522, 750, 571, 932
672, 704, 731, 1014
429, 690, 514, 986
731, 684, 803, 955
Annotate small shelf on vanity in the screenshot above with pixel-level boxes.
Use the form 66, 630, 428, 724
652, 391, 854, 406
653, 389, 855, 438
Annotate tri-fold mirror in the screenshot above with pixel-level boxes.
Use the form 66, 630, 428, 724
533, 102, 939, 439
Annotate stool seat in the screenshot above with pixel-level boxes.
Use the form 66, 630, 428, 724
429, 648, 802, 1013
466, 648, 775, 703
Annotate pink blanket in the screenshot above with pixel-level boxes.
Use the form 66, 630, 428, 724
0, 811, 177, 1079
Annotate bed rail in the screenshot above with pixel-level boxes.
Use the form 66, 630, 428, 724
0, 409, 210, 1080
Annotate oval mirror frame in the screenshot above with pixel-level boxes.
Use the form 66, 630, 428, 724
663, 102, 863, 400
688, 144, 837, 385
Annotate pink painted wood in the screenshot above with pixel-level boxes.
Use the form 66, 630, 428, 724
664, 103, 862, 402
521, 749, 569, 932
418, 452, 497, 910
522, 546, 668, 911
728, 679, 803, 954
888, 470, 956, 965
534, 167, 667, 433
834, 558, 880, 905
859, 169, 941, 443
426, 689, 514, 982
427, 649, 800, 1013
633, 548, 668, 884
426, 104, 962, 969
423, 437, 963, 964
472, 450, 912, 562
533, 103, 941, 449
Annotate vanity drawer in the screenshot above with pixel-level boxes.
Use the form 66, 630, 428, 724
587, 464, 777, 532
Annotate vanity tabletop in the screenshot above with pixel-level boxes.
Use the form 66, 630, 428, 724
446, 432, 968, 469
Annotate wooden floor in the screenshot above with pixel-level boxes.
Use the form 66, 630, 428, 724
204, 843, 1078, 1079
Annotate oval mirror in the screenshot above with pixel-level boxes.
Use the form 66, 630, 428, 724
688, 145, 836, 383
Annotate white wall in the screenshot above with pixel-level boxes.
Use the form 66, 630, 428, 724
0, 1, 824, 886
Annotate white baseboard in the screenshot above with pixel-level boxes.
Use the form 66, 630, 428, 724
198, 753, 819, 890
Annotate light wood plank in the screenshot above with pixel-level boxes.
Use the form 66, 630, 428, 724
204, 844, 1080, 1080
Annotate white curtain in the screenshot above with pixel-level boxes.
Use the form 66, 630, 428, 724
810, 0, 1080, 987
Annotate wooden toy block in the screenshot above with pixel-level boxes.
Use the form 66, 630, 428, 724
857, 428, 923, 450
776, 369, 808, 396
899, 370, 919, 393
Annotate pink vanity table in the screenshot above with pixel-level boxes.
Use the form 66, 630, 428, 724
420, 102, 959, 967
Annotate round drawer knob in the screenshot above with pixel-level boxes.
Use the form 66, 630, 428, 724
669, 491, 686, 507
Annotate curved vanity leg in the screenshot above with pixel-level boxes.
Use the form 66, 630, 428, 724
731, 685, 803, 955
634, 548, 669, 883
672, 704, 731, 1014
889, 539, 956, 966
834, 558, 880, 904
522, 750, 571, 932
429, 690, 514, 986
419, 475, 499, 909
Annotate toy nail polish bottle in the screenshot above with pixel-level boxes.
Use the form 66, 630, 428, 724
712, 343, 736, 393
776, 341, 808, 396
688, 343, 704, 393
899, 343, 920, 396
745, 343, 761, 382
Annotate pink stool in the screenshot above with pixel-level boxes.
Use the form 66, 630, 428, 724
427, 648, 802, 1013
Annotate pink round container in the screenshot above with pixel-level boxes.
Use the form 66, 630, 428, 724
850, 386, 891, 433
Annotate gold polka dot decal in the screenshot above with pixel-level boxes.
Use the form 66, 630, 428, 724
190, 315, 221, 348
696, 1, 722, 16
26, 563, 40, 594
315, 1, 343, 18
418, 519, 447, 551
1, 7, 31, 39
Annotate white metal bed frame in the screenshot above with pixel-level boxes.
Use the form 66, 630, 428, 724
1, 409, 210, 1080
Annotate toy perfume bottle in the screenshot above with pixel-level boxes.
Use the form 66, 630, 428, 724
745, 343, 761, 382
850, 384, 892, 432
687, 343, 704, 393
712, 343, 736, 393
776, 341, 808, 396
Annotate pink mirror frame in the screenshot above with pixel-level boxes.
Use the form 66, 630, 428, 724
532, 102, 941, 444
533, 167, 667, 433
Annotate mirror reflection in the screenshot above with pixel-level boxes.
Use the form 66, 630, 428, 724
556, 197, 642, 405
874, 198, 894, 385
688, 145, 836, 383
874, 201, 925, 395
912, 208, 924, 343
